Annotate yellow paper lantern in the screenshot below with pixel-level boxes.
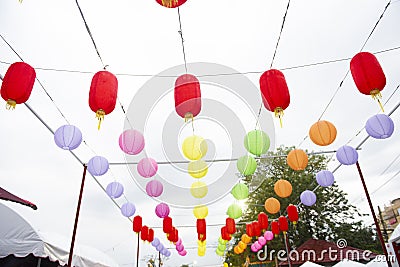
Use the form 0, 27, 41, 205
198, 240, 207, 247
241, 234, 252, 244
193, 205, 208, 219
264, 197, 281, 214
188, 160, 208, 178
198, 245, 206, 256
238, 241, 247, 250
309, 120, 337, 146
182, 135, 208, 160
224, 263, 229, 267
274, 179, 292, 198
190, 181, 208, 198
287, 149, 308, 171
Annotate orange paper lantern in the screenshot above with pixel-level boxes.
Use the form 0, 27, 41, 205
309, 120, 337, 146
274, 179, 292, 198
287, 149, 308, 171
264, 197, 280, 214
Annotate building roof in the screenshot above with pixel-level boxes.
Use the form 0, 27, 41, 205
279, 238, 378, 266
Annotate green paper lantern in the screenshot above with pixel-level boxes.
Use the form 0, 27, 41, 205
244, 130, 270, 156
218, 237, 228, 245
216, 249, 225, 256
218, 243, 226, 251
231, 183, 249, 200
227, 203, 242, 219
236, 155, 257, 176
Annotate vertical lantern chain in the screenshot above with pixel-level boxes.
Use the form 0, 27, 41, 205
177, 7, 188, 74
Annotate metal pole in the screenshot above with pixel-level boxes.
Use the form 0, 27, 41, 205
378, 206, 389, 242
136, 233, 140, 267
68, 164, 87, 267
158, 251, 161, 267
283, 233, 292, 267
356, 162, 391, 267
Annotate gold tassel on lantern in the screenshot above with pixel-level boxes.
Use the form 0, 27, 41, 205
274, 107, 284, 128
370, 89, 384, 112
6, 99, 16, 110
96, 109, 105, 130
161, 0, 178, 8
184, 112, 194, 123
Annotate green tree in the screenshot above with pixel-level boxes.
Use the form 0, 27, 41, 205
225, 146, 379, 266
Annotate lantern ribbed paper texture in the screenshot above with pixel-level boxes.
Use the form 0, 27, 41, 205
119, 129, 145, 155
309, 120, 337, 146
287, 149, 308, 171
87, 156, 109, 176
336, 145, 358, 165
182, 135, 208, 160
231, 183, 249, 200
365, 114, 394, 139
264, 230, 274, 241
146, 180, 163, 197
188, 160, 208, 178
236, 155, 257, 176
54, 125, 82, 150
137, 157, 158, 178
227, 204, 242, 219
121, 202, 136, 217
155, 203, 170, 218
274, 179, 292, 198
300, 190, 317, 206
193, 205, 208, 219
106, 182, 124, 198
244, 130, 270, 156
264, 197, 280, 214
190, 181, 208, 198
316, 170, 335, 187
174, 73, 201, 120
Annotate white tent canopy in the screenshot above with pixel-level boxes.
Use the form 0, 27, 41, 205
333, 260, 366, 267
300, 261, 324, 267
0, 203, 119, 267
389, 224, 400, 243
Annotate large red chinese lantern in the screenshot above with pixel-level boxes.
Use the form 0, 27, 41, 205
1, 62, 36, 109
278, 216, 289, 235
148, 228, 154, 243
197, 219, 206, 238
271, 221, 280, 237
350, 52, 386, 111
286, 204, 299, 225
89, 70, 118, 129
258, 212, 269, 230
252, 221, 261, 237
163, 216, 173, 234
174, 74, 201, 122
141, 225, 149, 241
155, 0, 187, 8
259, 69, 290, 127
226, 218, 236, 234
133, 215, 142, 233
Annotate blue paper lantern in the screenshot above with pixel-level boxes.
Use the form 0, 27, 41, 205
106, 182, 124, 198
121, 202, 136, 217
316, 170, 334, 187
151, 238, 160, 247
87, 156, 109, 176
336, 146, 358, 165
54, 125, 82, 150
365, 114, 394, 139
300, 190, 316, 206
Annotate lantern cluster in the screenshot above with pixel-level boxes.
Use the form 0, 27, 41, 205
216, 236, 228, 256
175, 238, 187, 256
234, 233, 252, 255
151, 238, 171, 257
132, 215, 155, 243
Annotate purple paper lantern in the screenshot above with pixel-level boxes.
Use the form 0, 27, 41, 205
54, 125, 82, 150
119, 129, 145, 155
106, 182, 124, 198
316, 170, 335, 187
165, 250, 172, 257
264, 231, 274, 241
146, 180, 163, 197
137, 157, 158, 178
365, 114, 394, 139
156, 243, 164, 252
258, 236, 266, 246
178, 249, 187, 256
300, 190, 317, 206
336, 145, 358, 165
155, 203, 170, 218
151, 238, 160, 247
121, 202, 136, 217
161, 248, 169, 256
87, 156, 109, 176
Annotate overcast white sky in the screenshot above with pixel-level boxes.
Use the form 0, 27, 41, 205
1, 0, 400, 266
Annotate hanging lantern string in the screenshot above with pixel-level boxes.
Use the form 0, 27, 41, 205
117, 97, 134, 129
0, 34, 70, 125
177, 7, 188, 74
74, 0, 106, 69
1, 45, 400, 78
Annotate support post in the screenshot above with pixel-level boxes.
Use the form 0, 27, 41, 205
68, 164, 87, 267
136, 233, 140, 267
356, 161, 391, 267
283, 233, 292, 267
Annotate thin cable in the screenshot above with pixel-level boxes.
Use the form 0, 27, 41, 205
177, 7, 188, 73
117, 97, 134, 129
74, 0, 106, 69
270, 0, 291, 69
0, 34, 70, 124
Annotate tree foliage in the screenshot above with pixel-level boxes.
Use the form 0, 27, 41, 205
225, 146, 381, 266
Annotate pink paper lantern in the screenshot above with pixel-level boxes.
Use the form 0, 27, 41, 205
251, 244, 258, 252
119, 129, 145, 155
254, 241, 262, 250
258, 236, 266, 246
175, 238, 182, 246
155, 203, 170, 218
264, 231, 274, 241
137, 157, 158, 178
146, 180, 163, 197
176, 243, 184, 252
178, 249, 187, 256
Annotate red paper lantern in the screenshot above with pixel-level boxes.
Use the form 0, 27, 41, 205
163, 216, 173, 234
89, 71, 118, 129
221, 226, 231, 241
226, 218, 236, 235
167, 226, 176, 242
155, 0, 187, 8
286, 204, 299, 225
141, 225, 149, 241
258, 212, 269, 230
148, 228, 154, 243
198, 232, 207, 241
271, 221, 280, 237
246, 223, 254, 237
133, 215, 142, 233
197, 219, 206, 235
350, 52, 386, 111
172, 228, 179, 243
252, 221, 261, 237
278, 216, 289, 234
174, 74, 201, 121
1, 62, 36, 109
259, 69, 290, 127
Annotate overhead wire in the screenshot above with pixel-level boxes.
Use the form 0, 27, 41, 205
177, 7, 188, 73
